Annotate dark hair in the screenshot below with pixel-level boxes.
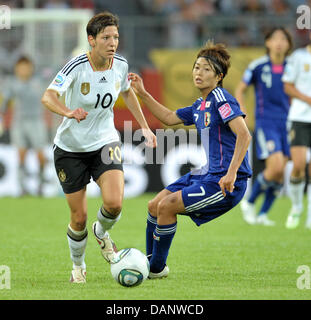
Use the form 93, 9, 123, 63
15, 55, 33, 66
86, 11, 119, 38
195, 41, 231, 87
264, 27, 293, 56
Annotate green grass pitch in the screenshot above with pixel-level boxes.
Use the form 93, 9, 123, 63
0, 194, 311, 300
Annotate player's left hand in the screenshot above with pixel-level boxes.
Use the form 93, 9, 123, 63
218, 172, 236, 197
128, 73, 146, 97
142, 128, 157, 148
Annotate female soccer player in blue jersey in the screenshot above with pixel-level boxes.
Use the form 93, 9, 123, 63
129, 42, 252, 278
235, 27, 293, 226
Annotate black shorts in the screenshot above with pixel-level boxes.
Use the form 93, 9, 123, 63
53, 141, 123, 194
290, 121, 311, 148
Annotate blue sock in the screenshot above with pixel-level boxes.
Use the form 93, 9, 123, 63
258, 182, 282, 215
146, 212, 157, 256
150, 222, 177, 273
248, 172, 270, 204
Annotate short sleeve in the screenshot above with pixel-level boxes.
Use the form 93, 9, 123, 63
242, 66, 254, 86
121, 62, 131, 92
47, 70, 75, 96
176, 106, 194, 126
217, 100, 245, 124
282, 53, 299, 84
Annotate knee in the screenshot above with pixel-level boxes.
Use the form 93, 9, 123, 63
148, 199, 158, 216
71, 209, 87, 230
273, 167, 284, 182
157, 199, 171, 217
292, 162, 305, 177
104, 199, 122, 217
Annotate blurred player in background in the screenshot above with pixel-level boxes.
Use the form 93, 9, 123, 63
282, 31, 311, 230
129, 42, 252, 279
235, 27, 293, 226
0, 56, 48, 196
41, 11, 157, 283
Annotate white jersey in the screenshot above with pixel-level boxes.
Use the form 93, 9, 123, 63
282, 47, 311, 123
47, 52, 130, 152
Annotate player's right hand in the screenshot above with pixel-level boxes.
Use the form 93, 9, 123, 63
218, 171, 236, 197
66, 108, 88, 123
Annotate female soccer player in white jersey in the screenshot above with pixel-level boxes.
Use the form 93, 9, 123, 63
129, 42, 252, 278
282, 31, 311, 229
41, 12, 157, 283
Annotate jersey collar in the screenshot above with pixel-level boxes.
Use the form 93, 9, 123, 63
87, 51, 113, 71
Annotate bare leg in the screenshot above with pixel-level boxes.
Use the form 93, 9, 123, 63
92, 170, 124, 263
65, 187, 88, 270
286, 146, 307, 228
289, 146, 307, 211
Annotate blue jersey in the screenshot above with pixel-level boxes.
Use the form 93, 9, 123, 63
243, 55, 290, 121
176, 87, 252, 178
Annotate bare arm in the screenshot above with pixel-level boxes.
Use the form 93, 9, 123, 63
121, 87, 152, 130
41, 89, 88, 122
227, 116, 252, 174
234, 81, 248, 115
218, 116, 252, 196
121, 87, 157, 148
284, 82, 311, 106
128, 72, 183, 126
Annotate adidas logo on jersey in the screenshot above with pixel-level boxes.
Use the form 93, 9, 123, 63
99, 76, 107, 83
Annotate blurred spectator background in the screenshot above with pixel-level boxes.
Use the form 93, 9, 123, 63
0, 0, 309, 141
0, 0, 309, 197
1, 0, 309, 73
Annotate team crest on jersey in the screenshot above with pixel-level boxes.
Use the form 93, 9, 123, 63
81, 82, 90, 95
304, 64, 310, 72
58, 169, 66, 182
204, 112, 211, 126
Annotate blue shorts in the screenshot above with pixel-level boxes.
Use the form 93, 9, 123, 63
166, 172, 248, 226
255, 119, 290, 160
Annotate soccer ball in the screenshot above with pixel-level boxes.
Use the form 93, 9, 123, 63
110, 248, 150, 287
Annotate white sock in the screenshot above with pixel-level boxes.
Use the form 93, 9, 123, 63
67, 224, 88, 269
96, 207, 121, 239
289, 177, 305, 213
307, 184, 311, 223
